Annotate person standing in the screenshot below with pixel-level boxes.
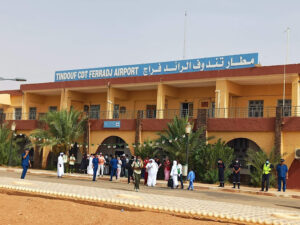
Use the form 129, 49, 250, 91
170, 160, 178, 189
121, 154, 127, 177
69, 154, 76, 173
276, 159, 288, 192
117, 156, 122, 179
132, 156, 143, 192
261, 159, 273, 192
155, 156, 162, 179
146, 159, 158, 187
57, 153, 64, 178
63, 153, 68, 173
187, 169, 195, 191
97, 153, 105, 177
109, 155, 118, 181
20, 149, 31, 179
127, 156, 134, 184
232, 159, 241, 189
87, 154, 94, 175
143, 157, 149, 185
177, 160, 184, 189
79, 154, 88, 174
218, 159, 225, 187
163, 157, 171, 181
92, 154, 99, 181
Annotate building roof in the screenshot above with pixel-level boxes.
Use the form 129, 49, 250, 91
17, 63, 300, 91
0, 90, 23, 96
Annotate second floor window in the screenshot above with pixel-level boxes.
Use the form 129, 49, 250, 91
180, 102, 193, 118
29, 107, 37, 120
248, 100, 264, 118
277, 99, 291, 117
15, 108, 22, 120
146, 105, 156, 118
90, 105, 100, 119
49, 106, 57, 112
113, 104, 119, 119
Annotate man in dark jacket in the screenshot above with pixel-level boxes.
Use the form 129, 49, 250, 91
127, 156, 135, 184
109, 155, 118, 181
218, 159, 225, 187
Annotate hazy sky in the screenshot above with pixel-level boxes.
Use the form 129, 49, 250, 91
0, 0, 299, 90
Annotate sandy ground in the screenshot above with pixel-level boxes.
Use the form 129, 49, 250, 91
0, 192, 233, 225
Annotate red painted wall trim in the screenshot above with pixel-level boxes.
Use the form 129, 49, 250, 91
142, 119, 172, 131
6, 120, 38, 131
287, 159, 300, 189
207, 118, 275, 132
0, 90, 23, 96
20, 64, 300, 91
282, 117, 300, 131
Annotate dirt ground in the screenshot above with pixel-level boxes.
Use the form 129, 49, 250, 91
0, 192, 233, 225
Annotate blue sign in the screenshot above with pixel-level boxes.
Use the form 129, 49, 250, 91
104, 121, 121, 128
55, 53, 258, 82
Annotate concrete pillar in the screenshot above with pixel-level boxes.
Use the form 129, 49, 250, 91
291, 77, 300, 116
60, 89, 71, 111
156, 84, 165, 119
22, 92, 28, 120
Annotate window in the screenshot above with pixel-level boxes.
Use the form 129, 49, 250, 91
113, 104, 119, 119
248, 100, 264, 117
49, 106, 57, 112
29, 107, 37, 120
0, 108, 5, 121
277, 99, 291, 117
210, 102, 215, 118
120, 106, 126, 114
89, 105, 100, 119
180, 102, 193, 118
15, 108, 22, 120
146, 105, 156, 118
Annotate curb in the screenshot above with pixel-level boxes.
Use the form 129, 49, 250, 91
2, 167, 300, 200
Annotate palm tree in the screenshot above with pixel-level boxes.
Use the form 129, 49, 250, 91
30, 109, 87, 155
157, 116, 206, 163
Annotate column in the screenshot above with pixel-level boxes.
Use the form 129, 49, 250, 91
291, 77, 300, 116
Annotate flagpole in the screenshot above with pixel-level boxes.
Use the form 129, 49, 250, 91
283, 27, 290, 111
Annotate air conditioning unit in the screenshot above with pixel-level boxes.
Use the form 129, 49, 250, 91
295, 149, 300, 159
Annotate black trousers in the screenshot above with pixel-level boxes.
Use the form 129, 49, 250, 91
178, 174, 184, 189
219, 170, 224, 183
261, 174, 270, 191
233, 172, 240, 184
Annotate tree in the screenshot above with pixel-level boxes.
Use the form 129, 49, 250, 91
192, 139, 234, 183
0, 123, 20, 166
157, 116, 206, 164
247, 148, 284, 187
134, 140, 159, 159
30, 109, 87, 155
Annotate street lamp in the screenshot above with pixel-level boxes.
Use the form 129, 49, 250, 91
0, 77, 27, 82
8, 122, 16, 166
183, 122, 192, 176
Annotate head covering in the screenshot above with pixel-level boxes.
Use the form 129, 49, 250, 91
60, 152, 63, 155
280, 159, 285, 162
173, 160, 177, 166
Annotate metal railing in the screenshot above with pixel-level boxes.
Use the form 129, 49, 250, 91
1, 107, 300, 121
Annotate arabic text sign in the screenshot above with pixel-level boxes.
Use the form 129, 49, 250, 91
55, 53, 258, 82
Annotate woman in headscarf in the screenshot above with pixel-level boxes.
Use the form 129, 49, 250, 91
170, 160, 178, 189
87, 154, 94, 175
117, 156, 122, 179
57, 153, 64, 178
146, 159, 158, 187
163, 156, 171, 181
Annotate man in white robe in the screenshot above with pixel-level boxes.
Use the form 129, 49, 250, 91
57, 153, 64, 178
170, 160, 178, 188
146, 159, 158, 187
87, 154, 94, 175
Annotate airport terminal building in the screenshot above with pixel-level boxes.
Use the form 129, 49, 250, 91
0, 53, 299, 188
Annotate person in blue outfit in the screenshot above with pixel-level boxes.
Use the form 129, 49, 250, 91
276, 159, 288, 192
21, 149, 31, 179
110, 155, 118, 181
187, 169, 195, 191
92, 154, 99, 181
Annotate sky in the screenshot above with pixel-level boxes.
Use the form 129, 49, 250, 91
0, 0, 300, 90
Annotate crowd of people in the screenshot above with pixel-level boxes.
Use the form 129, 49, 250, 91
20, 149, 290, 193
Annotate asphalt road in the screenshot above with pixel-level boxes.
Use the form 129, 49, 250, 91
1, 170, 299, 212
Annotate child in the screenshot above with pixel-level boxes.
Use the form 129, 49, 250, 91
187, 169, 195, 191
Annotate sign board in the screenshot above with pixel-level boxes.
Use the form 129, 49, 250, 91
55, 53, 258, 82
104, 121, 121, 128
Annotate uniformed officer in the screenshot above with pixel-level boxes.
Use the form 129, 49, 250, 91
261, 159, 273, 192
21, 149, 31, 179
217, 159, 225, 187
92, 154, 99, 181
232, 159, 241, 189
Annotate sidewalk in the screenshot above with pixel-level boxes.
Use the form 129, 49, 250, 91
1, 175, 300, 225
1, 166, 299, 200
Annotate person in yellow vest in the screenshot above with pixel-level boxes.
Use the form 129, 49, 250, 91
261, 159, 273, 192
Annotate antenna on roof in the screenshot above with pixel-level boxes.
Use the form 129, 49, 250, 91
283, 27, 290, 111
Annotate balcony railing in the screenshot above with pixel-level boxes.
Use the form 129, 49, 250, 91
0, 107, 299, 122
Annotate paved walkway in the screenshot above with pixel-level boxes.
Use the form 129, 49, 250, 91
1, 167, 299, 199
1, 169, 300, 224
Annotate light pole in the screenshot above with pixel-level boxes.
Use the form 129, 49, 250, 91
183, 122, 192, 176
8, 121, 16, 166
0, 77, 27, 82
